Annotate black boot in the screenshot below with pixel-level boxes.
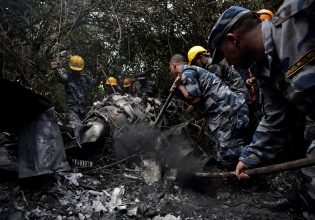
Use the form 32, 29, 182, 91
262, 194, 301, 212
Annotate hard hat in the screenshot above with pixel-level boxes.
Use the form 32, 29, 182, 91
187, 46, 207, 65
257, 9, 274, 21
105, 77, 118, 86
69, 55, 84, 71
123, 78, 132, 87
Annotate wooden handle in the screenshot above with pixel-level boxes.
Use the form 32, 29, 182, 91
194, 155, 315, 178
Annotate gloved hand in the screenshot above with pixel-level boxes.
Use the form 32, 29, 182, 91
246, 77, 256, 85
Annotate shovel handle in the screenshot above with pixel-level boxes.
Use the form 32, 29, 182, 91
194, 155, 315, 178
98, 65, 116, 93
153, 90, 175, 127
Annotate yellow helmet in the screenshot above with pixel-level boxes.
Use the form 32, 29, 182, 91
105, 77, 117, 86
187, 46, 207, 65
123, 78, 132, 87
69, 55, 84, 71
257, 9, 274, 21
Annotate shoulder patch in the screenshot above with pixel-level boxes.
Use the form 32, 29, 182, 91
284, 49, 315, 78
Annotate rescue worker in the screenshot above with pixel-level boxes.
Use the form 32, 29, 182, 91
50, 55, 102, 128
169, 54, 249, 169
208, 1, 315, 217
132, 72, 160, 99
104, 76, 121, 97
187, 45, 250, 104
122, 77, 133, 95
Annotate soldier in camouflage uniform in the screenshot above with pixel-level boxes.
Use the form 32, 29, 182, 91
51, 55, 102, 127
209, 1, 315, 216
187, 46, 251, 105
132, 72, 160, 99
169, 54, 249, 169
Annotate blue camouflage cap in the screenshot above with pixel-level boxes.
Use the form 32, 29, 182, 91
208, 6, 251, 64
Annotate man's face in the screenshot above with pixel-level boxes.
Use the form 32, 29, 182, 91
200, 55, 211, 67
193, 54, 209, 68
71, 70, 81, 75
194, 57, 203, 67
218, 33, 254, 69
169, 62, 178, 77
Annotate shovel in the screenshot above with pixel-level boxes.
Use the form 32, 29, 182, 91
194, 155, 315, 178
132, 79, 178, 151
153, 90, 176, 127
153, 77, 179, 128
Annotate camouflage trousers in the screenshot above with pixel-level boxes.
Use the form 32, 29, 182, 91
210, 104, 249, 169
67, 107, 87, 125
297, 116, 315, 218
67, 107, 87, 139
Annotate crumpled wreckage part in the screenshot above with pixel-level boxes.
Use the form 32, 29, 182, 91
54, 174, 130, 217
60, 172, 83, 186
142, 159, 162, 185
152, 214, 181, 220
107, 186, 125, 212
0, 79, 70, 178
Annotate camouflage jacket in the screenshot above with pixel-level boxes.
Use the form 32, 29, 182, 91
206, 59, 251, 104
181, 65, 246, 131
132, 81, 158, 98
240, 0, 315, 167
58, 70, 98, 109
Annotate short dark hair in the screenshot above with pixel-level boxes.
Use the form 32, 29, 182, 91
170, 53, 187, 64
229, 12, 261, 34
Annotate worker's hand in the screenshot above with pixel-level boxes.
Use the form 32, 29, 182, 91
235, 161, 250, 180
50, 61, 60, 70
246, 77, 256, 85
97, 64, 104, 73
170, 75, 181, 92
185, 105, 194, 113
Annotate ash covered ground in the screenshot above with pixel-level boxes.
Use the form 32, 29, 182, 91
0, 98, 304, 220
0, 149, 301, 220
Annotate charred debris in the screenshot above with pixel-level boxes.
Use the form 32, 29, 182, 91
0, 79, 297, 219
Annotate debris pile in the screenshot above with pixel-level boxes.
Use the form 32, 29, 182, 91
0, 94, 301, 219
0, 165, 297, 219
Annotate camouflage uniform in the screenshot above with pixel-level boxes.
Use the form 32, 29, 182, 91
181, 65, 249, 168
132, 81, 158, 98
209, 1, 315, 215
242, 1, 315, 215
58, 70, 98, 124
206, 59, 251, 105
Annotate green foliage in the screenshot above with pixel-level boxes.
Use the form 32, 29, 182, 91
0, 0, 283, 111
